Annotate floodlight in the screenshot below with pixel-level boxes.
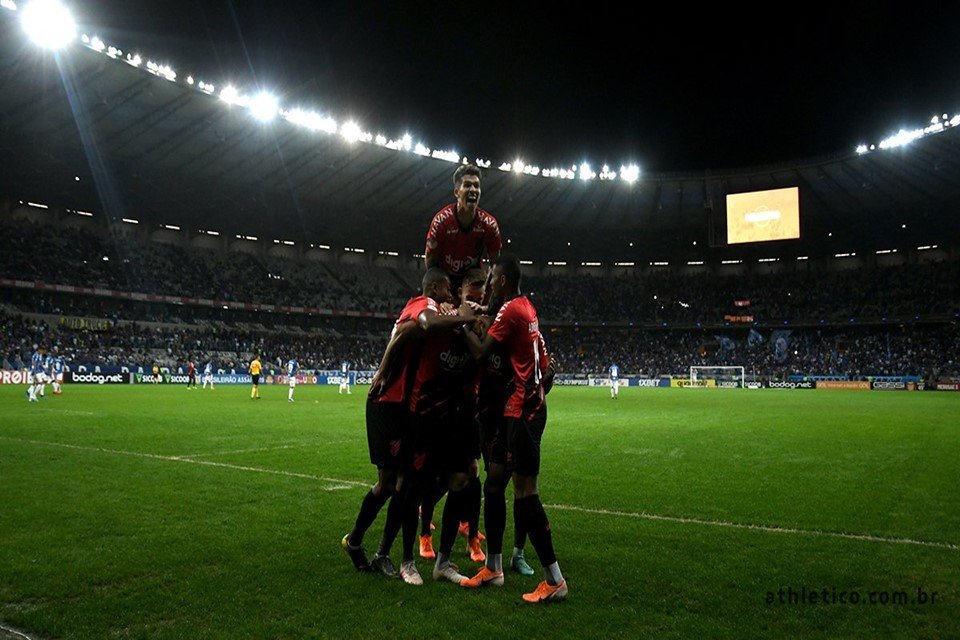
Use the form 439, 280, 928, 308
22, 0, 76, 50
249, 91, 279, 122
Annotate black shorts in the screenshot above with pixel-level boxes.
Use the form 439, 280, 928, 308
251, 374, 260, 385
366, 398, 408, 469
409, 407, 472, 477
504, 405, 547, 477
479, 411, 506, 470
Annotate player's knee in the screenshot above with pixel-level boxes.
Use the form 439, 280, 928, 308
512, 474, 538, 498
483, 476, 506, 496
448, 472, 469, 492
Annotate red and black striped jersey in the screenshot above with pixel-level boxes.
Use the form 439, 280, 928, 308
408, 319, 476, 417
372, 295, 437, 405
486, 296, 550, 420
425, 204, 502, 279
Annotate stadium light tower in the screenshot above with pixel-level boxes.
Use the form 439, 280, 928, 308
21, 0, 77, 50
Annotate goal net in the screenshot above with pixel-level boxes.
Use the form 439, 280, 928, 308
689, 366, 745, 388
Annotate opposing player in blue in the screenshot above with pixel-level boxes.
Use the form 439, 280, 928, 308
339, 360, 352, 395
52, 351, 65, 395
286, 357, 299, 402
26, 346, 45, 402
40, 351, 54, 399
202, 361, 214, 390
609, 363, 620, 399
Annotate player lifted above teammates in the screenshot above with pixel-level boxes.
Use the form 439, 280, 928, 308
462, 254, 567, 603
425, 164, 502, 291
342, 268, 475, 585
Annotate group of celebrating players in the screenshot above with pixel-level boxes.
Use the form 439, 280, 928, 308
341, 164, 568, 603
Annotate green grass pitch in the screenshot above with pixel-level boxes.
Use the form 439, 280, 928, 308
1, 384, 958, 639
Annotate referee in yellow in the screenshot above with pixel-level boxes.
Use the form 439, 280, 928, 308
249, 355, 262, 400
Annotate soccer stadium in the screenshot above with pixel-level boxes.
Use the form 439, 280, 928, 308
2, 2, 959, 638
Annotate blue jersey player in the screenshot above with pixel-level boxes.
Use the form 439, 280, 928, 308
286, 358, 299, 402
52, 353, 65, 395
609, 364, 620, 399
338, 360, 351, 395
27, 347, 45, 402
202, 361, 214, 389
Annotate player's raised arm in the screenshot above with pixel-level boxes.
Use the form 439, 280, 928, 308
463, 323, 498, 361
369, 319, 421, 395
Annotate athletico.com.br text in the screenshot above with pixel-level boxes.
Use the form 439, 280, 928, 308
765, 586, 940, 606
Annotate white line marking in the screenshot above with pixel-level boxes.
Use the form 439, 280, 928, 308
0, 623, 36, 640
0, 437, 364, 491
3, 437, 957, 551
546, 504, 960, 551
179, 440, 355, 459
178, 444, 311, 458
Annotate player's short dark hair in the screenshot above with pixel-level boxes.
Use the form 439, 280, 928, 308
453, 164, 482, 188
461, 267, 486, 288
422, 267, 450, 293
494, 253, 522, 287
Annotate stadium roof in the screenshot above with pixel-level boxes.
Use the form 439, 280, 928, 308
1, 7, 960, 262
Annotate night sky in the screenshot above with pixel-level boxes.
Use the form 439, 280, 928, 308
76, 0, 960, 172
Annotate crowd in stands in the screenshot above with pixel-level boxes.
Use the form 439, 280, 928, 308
526, 263, 960, 324
3, 220, 959, 378
2, 302, 956, 378
0, 311, 385, 372
4, 222, 959, 325
545, 325, 960, 378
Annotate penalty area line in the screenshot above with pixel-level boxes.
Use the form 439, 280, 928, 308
546, 503, 960, 552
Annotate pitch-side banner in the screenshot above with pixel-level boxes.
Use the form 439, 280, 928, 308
66, 371, 129, 385
763, 380, 815, 389
671, 378, 717, 388
816, 380, 871, 391
0, 369, 30, 384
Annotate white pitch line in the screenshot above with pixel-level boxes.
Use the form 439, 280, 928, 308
546, 504, 960, 551
0, 622, 36, 640
178, 444, 311, 459
3, 436, 958, 551
0, 437, 364, 491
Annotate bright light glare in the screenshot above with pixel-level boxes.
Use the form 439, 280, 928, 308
249, 91, 279, 122
620, 165, 640, 182
22, 0, 76, 49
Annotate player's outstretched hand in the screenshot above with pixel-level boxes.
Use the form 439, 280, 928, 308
473, 315, 491, 336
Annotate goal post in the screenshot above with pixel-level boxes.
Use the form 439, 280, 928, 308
689, 366, 745, 388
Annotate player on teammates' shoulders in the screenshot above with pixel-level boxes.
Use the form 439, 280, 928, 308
425, 164, 502, 292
